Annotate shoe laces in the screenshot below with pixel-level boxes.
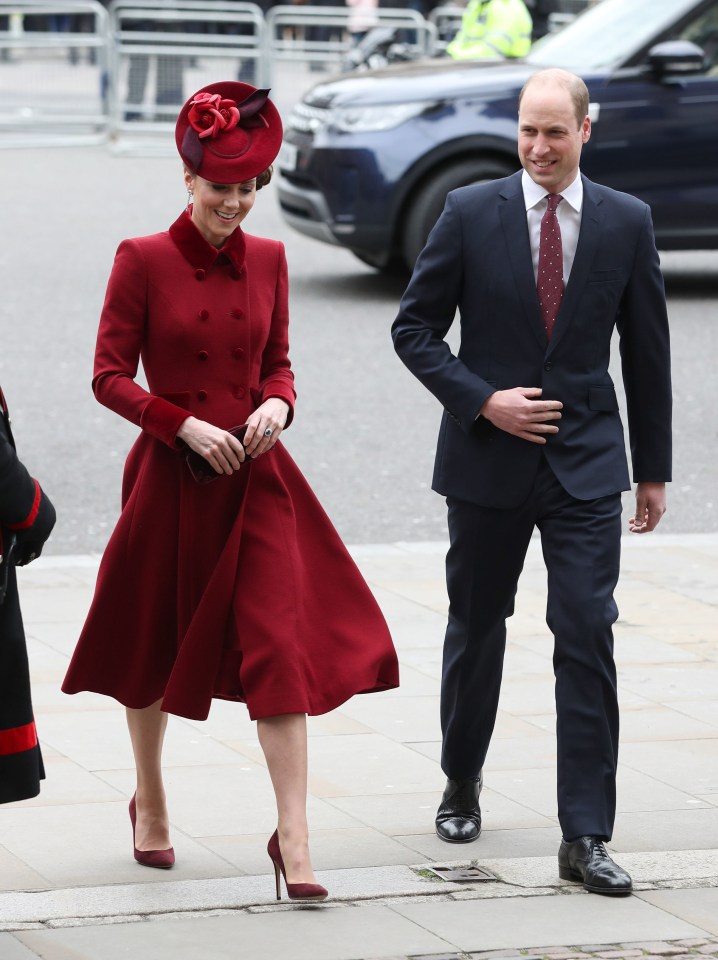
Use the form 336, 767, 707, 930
588, 838, 610, 860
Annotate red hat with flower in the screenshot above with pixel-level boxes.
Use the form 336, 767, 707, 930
175, 81, 283, 182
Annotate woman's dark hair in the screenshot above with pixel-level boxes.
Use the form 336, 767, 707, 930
256, 166, 273, 190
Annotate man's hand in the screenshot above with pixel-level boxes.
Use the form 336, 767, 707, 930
480, 387, 562, 444
629, 481, 666, 534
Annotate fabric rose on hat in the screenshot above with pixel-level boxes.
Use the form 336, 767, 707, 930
188, 92, 240, 140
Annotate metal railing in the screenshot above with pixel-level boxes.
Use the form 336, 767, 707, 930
264, 5, 437, 84
0, 0, 603, 149
0, 1, 110, 144
108, 0, 266, 137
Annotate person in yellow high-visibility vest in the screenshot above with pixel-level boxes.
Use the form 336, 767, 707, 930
447, 0, 533, 60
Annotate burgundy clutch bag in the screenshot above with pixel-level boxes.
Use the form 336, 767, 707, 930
184, 425, 249, 484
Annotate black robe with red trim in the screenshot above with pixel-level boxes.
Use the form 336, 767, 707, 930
0, 386, 56, 804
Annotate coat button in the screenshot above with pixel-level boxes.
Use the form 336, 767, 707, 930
198, 350, 208, 361
198, 309, 209, 321
195, 269, 206, 281
234, 386, 246, 399
544, 361, 553, 371
231, 308, 243, 320
197, 390, 207, 401
233, 347, 244, 360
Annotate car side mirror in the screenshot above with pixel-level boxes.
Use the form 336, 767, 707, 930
647, 40, 706, 77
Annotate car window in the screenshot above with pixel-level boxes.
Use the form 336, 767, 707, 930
528, 0, 701, 71
674, 6, 718, 73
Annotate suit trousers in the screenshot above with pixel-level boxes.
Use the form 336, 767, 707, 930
440, 455, 622, 841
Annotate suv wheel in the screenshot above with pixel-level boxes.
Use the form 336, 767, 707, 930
401, 158, 516, 270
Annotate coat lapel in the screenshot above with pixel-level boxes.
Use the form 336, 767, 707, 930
498, 175, 546, 350
546, 176, 605, 356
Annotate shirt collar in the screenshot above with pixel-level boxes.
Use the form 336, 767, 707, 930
521, 169, 583, 213
169, 209, 246, 275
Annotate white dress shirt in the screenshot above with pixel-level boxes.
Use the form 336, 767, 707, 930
522, 169, 583, 286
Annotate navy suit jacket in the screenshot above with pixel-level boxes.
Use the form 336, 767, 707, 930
392, 171, 672, 509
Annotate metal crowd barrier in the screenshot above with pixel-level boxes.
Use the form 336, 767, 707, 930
0, 1, 110, 145
4, 0, 601, 150
264, 5, 437, 85
428, 4, 463, 49
109, 0, 266, 138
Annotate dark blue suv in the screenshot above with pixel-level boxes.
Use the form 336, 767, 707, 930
277, 0, 718, 272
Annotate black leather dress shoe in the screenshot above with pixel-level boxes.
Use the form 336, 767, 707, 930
435, 773, 482, 843
558, 836, 632, 895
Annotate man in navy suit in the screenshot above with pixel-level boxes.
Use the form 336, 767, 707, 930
392, 68, 671, 896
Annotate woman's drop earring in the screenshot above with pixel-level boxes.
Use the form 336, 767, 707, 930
186, 190, 193, 213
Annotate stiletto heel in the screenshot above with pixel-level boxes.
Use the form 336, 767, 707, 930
267, 829, 328, 902
272, 860, 282, 900
129, 794, 175, 869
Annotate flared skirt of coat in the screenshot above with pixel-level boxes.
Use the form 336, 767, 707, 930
62, 436, 399, 721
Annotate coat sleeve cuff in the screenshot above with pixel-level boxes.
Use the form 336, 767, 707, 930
261, 382, 296, 429
139, 396, 193, 448
7, 479, 41, 530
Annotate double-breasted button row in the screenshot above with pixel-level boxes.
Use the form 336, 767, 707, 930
194, 349, 245, 361
193, 388, 247, 401
194, 266, 244, 282
196, 308, 244, 321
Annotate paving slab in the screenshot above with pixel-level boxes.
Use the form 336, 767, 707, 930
17, 904, 453, 960
638, 891, 718, 937
389, 896, 707, 953
0, 934, 43, 959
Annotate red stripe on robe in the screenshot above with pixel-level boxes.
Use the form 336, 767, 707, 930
0, 721, 38, 756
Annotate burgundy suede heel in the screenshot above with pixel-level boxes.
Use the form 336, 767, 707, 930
267, 829, 328, 902
129, 794, 175, 869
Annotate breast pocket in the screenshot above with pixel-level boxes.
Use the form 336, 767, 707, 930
588, 269, 625, 285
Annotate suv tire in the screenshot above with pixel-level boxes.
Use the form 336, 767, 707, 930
401, 158, 516, 270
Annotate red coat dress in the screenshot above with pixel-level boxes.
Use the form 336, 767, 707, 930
62, 212, 398, 721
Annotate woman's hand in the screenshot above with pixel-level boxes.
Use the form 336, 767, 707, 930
243, 398, 289, 459
176, 416, 246, 476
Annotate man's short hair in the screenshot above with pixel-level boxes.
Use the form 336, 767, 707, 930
519, 68, 590, 128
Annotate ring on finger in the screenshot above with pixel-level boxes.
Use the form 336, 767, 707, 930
263, 427, 273, 438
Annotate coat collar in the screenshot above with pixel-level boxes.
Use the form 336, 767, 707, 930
169, 209, 247, 274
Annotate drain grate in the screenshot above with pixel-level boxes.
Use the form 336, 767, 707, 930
424, 865, 498, 883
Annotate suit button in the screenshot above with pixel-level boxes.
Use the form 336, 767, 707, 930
231, 308, 243, 320
233, 348, 244, 360
198, 351, 208, 361
198, 309, 209, 321
197, 390, 207, 401
544, 361, 553, 371
195, 269, 206, 281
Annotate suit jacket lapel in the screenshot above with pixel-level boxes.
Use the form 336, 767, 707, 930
547, 177, 605, 355
498, 175, 546, 350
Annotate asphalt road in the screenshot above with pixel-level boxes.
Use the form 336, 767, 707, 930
1, 145, 716, 554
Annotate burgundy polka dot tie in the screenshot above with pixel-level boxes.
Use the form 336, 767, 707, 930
537, 193, 564, 340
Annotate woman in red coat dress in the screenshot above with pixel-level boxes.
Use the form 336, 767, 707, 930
62, 82, 399, 901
